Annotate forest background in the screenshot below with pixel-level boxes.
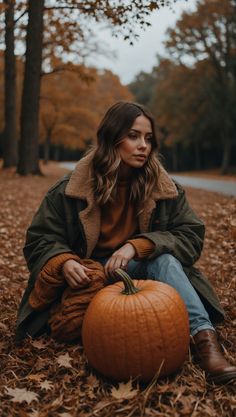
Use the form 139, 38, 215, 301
0, 0, 236, 175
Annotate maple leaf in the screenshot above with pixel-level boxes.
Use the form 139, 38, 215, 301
5, 387, 39, 404
40, 380, 54, 391
110, 381, 138, 400
56, 352, 73, 368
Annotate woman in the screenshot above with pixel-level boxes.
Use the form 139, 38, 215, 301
16, 101, 235, 384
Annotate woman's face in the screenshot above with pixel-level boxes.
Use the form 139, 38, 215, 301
118, 115, 153, 170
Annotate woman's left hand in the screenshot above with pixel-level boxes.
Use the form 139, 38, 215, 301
104, 243, 136, 278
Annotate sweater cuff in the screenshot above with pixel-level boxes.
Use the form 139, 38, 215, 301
127, 238, 155, 259
43, 252, 81, 275
29, 253, 81, 311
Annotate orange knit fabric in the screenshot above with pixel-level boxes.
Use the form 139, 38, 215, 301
29, 253, 80, 311
92, 179, 138, 258
127, 237, 155, 259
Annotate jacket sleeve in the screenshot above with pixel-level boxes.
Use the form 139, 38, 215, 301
136, 184, 205, 267
23, 191, 74, 276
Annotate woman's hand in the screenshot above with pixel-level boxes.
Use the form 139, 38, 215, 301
104, 243, 136, 278
62, 259, 93, 289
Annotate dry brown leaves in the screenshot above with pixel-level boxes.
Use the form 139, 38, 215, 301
0, 164, 235, 417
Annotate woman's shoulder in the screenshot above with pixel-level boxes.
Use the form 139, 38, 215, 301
47, 172, 72, 195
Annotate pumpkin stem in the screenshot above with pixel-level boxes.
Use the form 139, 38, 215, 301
114, 268, 140, 295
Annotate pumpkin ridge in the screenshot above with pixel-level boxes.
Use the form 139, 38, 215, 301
109, 294, 125, 375
152, 285, 189, 370
157, 289, 181, 358
105, 288, 132, 377
122, 292, 130, 376
89, 292, 114, 370
127, 291, 144, 379
162, 288, 189, 343
136, 288, 165, 376
153, 285, 189, 333
130, 288, 149, 376
135, 289, 157, 378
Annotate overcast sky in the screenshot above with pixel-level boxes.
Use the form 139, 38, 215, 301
86, 0, 197, 85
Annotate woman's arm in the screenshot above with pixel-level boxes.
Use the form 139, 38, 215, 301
133, 184, 205, 267
23, 191, 75, 276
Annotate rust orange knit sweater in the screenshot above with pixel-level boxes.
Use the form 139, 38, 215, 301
92, 178, 155, 258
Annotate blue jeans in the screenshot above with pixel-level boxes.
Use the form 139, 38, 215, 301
98, 254, 215, 337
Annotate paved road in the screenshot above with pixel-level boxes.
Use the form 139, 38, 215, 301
60, 162, 236, 197
171, 175, 236, 197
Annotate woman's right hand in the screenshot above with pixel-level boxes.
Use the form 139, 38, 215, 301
62, 259, 92, 289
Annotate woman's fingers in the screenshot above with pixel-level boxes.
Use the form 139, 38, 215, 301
105, 256, 126, 278
63, 260, 92, 288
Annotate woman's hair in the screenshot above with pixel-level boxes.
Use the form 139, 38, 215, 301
91, 101, 160, 206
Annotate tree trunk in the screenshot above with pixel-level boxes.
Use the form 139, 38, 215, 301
3, 0, 18, 167
17, 0, 44, 175
221, 138, 231, 174
53, 145, 61, 161
193, 141, 201, 170
43, 135, 50, 164
172, 143, 178, 172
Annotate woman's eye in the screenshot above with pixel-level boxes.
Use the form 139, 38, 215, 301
128, 133, 138, 139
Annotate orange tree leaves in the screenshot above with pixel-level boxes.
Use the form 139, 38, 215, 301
39, 63, 133, 151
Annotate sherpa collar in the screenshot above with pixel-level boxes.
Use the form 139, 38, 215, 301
65, 151, 177, 201
65, 151, 178, 257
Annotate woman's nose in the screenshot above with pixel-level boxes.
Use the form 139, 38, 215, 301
138, 137, 147, 148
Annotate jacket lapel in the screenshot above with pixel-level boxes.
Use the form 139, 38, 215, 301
138, 164, 178, 233
65, 151, 101, 257
65, 151, 178, 256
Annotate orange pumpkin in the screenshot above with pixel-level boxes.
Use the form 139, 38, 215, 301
82, 269, 189, 382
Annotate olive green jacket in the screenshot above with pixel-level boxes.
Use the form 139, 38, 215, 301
16, 153, 224, 341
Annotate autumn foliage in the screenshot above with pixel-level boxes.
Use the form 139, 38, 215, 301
0, 53, 133, 159
40, 65, 133, 153
0, 0, 164, 173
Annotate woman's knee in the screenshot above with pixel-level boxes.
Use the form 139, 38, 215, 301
149, 254, 181, 269
146, 254, 184, 282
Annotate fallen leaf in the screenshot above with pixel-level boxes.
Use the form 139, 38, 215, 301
27, 373, 45, 382
56, 353, 73, 368
86, 373, 100, 388
5, 387, 39, 404
29, 411, 39, 417
94, 400, 111, 412
0, 322, 8, 331
111, 381, 138, 400
31, 339, 49, 349
51, 395, 64, 407
40, 380, 54, 391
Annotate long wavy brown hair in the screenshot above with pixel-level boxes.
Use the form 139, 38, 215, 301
90, 101, 160, 206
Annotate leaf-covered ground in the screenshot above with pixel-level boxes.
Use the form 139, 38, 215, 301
0, 163, 235, 417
